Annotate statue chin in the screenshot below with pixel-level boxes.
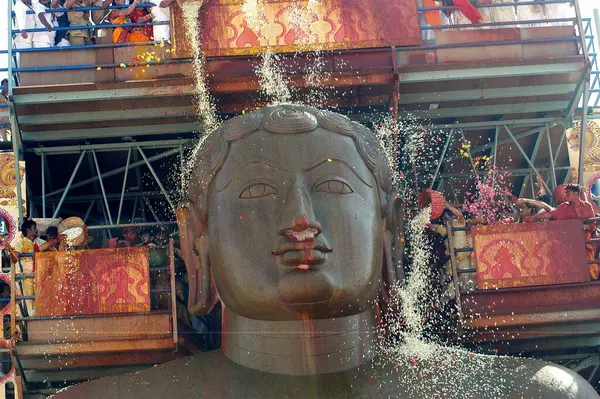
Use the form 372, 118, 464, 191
277, 270, 336, 308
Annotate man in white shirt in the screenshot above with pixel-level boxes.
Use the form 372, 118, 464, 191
13, 0, 37, 49
33, 0, 64, 47
149, 0, 175, 42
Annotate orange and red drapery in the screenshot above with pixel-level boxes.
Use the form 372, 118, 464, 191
472, 220, 591, 289
35, 247, 150, 316
451, 0, 484, 23
423, 0, 442, 26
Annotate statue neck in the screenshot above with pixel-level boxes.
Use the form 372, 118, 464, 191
222, 307, 378, 376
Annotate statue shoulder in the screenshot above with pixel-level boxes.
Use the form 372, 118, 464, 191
511, 357, 598, 398
50, 351, 234, 399
370, 355, 598, 399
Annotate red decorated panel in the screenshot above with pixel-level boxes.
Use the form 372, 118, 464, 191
35, 248, 150, 316
172, 0, 422, 57
472, 220, 590, 289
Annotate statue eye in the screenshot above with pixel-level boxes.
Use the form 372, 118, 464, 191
239, 183, 278, 199
315, 180, 353, 194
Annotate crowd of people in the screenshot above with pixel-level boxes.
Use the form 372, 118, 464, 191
426, 180, 599, 303
12, 0, 176, 49
420, 0, 574, 41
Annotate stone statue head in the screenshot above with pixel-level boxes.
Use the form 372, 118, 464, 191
177, 105, 403, 321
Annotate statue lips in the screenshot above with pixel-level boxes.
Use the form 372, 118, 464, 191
272, 240, 332, 269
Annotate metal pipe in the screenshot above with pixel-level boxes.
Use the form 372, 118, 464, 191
179, 144, 185, 194
35, 191, 165, 204
11, 20, 169, 34
574, 0, 589, 60
143, 197, 161, 223
86, 221, 176, 230
546, 123, 558, 190
448, 125, 544, 163
83, 200, 95, 223
10, 57, 192, 73
41, 151, 46, 218
595, 9, 600, 61
28, 139, 190, 155
25, 2, 164, 13
504, 125, 552, 194
46, 147, 181, 198
52, 150, 87, 218
169, 238, 178, 345
419, 0, 573, 9
554, 123, 567, 165
137, 147, 175, 211
529, 173, 536, 197
421, 18, 575, 30
8, 0, 22, 225
430, 129, 453, 189
92, 150, 113, 225
449, 180, 460, 204
131, 197, 139, 222
579, 82, 590, 185
3, 41, 167, 54
492, 126, 499, 183
458, 129, 480, 182
0, 38, 581, 75
117, 148, 131, 225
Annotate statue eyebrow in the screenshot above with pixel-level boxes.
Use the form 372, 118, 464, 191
303, 157, 372, 187
215, 160, 290, 192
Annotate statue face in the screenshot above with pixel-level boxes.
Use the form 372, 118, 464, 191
205, 127, 384, 320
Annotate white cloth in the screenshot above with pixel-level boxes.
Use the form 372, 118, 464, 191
14, 41, 32, 49
32, 1, 61, 46
516, 0, 544, 26
149, 0, 171, 41
545, 2, 574, 25
153, 24, 170, 42
489, 0, 516, 24
13, 0, 37, 46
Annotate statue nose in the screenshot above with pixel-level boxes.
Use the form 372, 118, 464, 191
279, 215, 323, 238
278, 184, 322, 237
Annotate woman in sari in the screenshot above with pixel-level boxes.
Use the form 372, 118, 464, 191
128, 7, 153, 42
110, 0, 139, 44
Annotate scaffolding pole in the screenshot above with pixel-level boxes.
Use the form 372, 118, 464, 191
504, 125, 552, 194
53, 150, 86, 218
46, 147, 180, 198
117, 148, 132, 225
41, 151, 46, 218
546, 123, 558, 190
579, 81, 590, 185
91, 150, 113, 225
430, 129, 453, 189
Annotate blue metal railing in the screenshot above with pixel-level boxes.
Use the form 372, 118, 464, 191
3, 0, 598, 112
583, 18, 600, 110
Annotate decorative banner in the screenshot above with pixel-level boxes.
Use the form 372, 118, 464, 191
0, 152, 26, 246
35, 247, 150, 316
472, 220, 590, 289
565, 120, 600, 193
172, 0, 421, 57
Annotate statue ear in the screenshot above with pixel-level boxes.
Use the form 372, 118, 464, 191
176, 198, 217, 316
379, 192, 405, 310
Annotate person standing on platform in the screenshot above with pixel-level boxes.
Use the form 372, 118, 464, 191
13, 0, 37, 52
526, 184, 594, 222
10, 220, 39, 316
107, 227, 139, 248
148, 0, 175, 42
64, 0, 93, 45
33, 0, 62, 48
